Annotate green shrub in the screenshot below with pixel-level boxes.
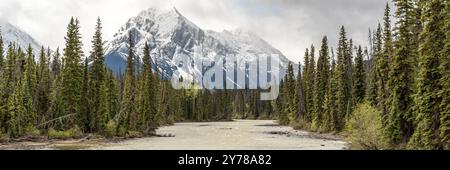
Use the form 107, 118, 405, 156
126, 131, 143, 138
104, 120, 117, 138
0, 132, 10, 143
345, 102, 389, 150
48, 127, 83, 139
116, 126, 128, 137
24, 126, 41, 137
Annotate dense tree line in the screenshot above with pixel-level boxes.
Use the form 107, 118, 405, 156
274, 0, 449, 149
0, 0, 448, 150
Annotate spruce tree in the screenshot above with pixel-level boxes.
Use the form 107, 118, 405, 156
312, 36, 330, 130
440, 0, 450, 150
24, 45, 37, 107
6, 79, 26, 137
386, 0, 415, 145
1, 45, 16, 133
51, 48, 61, 78
286, 62, 296, 124
353, 46, 365, 103
80, 58, 90, 132
378, 3, 393, 117
307, 45, 316, 121
367, 24, 382, 106
302, 48, 310, 121
98, 75, 111, 133
277, 78, 289, 125
335, 26, 350, 130
346, 38, 354, 117
408, 0, 445, 149
323, 49, 338, 131
118, 31, 137, 133
296, 63, 306, 123
89, 18, 106, 132
48, 72, 64, 129
36, 46, 51, 125
137, 42, 157, 133
22, 54, 36, 130
61, 18, 84, 130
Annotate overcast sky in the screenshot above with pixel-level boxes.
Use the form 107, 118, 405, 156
0, 0, 390, 63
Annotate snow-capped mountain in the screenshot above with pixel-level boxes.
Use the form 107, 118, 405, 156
105, 7, 293, 87
0, 19, 45, 58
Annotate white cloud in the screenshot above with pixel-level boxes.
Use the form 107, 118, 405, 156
0, 0, 389, 63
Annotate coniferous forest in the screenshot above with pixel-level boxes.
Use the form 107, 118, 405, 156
0, 0, 449, 150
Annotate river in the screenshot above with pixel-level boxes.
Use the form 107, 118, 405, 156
93, 120, 347, 150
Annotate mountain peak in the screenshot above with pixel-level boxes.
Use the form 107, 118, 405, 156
106, 7, 291, 81
0, 19, 45, 57
136, 7, 183, 20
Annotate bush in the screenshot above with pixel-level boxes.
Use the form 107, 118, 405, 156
24, 126, 41, 137
126, 131, 143, 138
104, 120, 117, 138
0, 132, 10, 143
345, 102, 389, 150
48, 126, 83, 139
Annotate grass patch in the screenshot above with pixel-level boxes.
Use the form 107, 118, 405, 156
48, 127, 83, 140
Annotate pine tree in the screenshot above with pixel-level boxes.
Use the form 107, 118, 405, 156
48, 72, 64, 129
353, 46, 365, 103
408, 0, 445, 149
80, 58, 90, 132
410, 0, 424, 73
47, 48, 63, 130
386, 0, 415, 145
118, 31, 137, 133
296, 63, 306, 123
22, 54, 36, 130
367, 24, 382, 106
286, 62, 297, 124
323, 49, 338, 131
378, 3, 393, 117
312, 36, 330, 130
307, 45, 316, 121
89, 18, 106, 132
1, 45, 16, 133
346, 38, 354, 117
335, 26, 351, 130
105, 69, 119, 120
439, 0, 450, 150
61, 18, 84, 130
24, 45, 37, 107
277, 79, 289, 125
6, 79, 25, 137
302, 48, 310, 121
137, 42, 157, 133
51, 48, 61, 78
36, 46, 51, 125
98, 74, 111, 133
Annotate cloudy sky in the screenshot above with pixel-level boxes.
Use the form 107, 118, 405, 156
0, 0, 390, 63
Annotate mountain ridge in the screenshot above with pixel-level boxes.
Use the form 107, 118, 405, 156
0, 19, 46, 58
105, 7, 294, 86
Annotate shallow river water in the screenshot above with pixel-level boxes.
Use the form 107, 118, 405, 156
94, 120, 347, 150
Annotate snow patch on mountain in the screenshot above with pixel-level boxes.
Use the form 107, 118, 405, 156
105, 7, 294, 86
0, 19, 45, 59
